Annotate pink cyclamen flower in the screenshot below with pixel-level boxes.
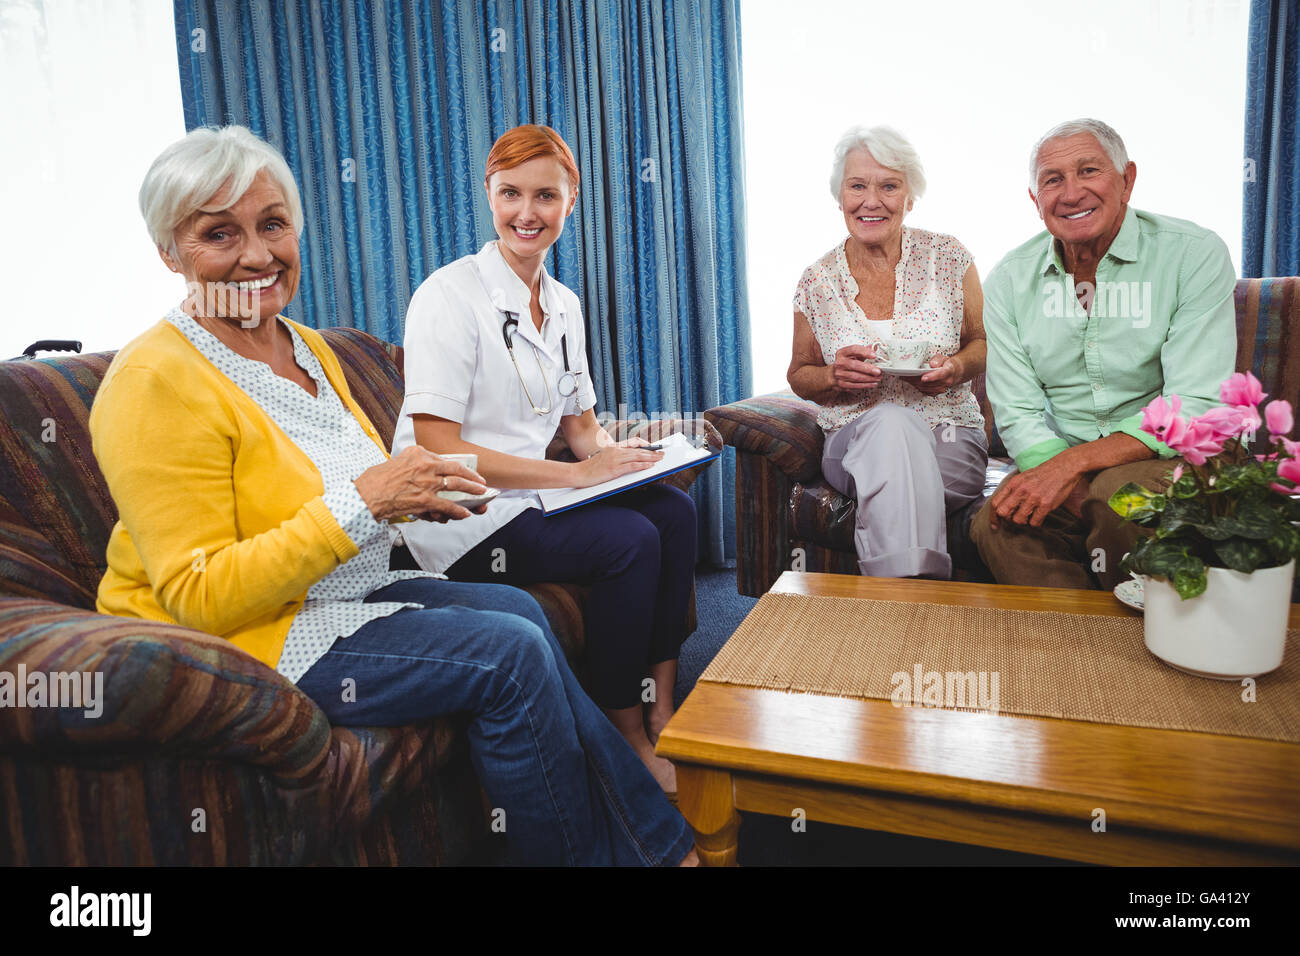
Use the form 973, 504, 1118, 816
1237, 405, 1264, 436
1139, 394, 1186, 446
1220, 371, 1266, 408
1265, 399, 1294, 439
1193, 405, 1246, 441
1272, 457, 1300, 494
1169, 419, 1225, 466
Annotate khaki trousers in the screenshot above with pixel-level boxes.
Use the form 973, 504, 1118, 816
970, 457, 1181, 591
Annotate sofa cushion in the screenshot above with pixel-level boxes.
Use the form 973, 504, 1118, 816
0, 352, 118, 608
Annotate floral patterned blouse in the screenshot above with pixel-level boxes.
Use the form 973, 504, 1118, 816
793, 226, 984, 433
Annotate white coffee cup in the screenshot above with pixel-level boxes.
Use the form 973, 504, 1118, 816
877, 338, 933, 369
436, 453, 479, 501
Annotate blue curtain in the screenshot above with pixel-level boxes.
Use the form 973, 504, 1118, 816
172, 0, 751, 564
1243, 0, 1300, 277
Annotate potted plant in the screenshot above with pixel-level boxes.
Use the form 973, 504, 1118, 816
1109, 372, 1299, 678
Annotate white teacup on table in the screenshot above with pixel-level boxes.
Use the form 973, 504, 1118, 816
874, 338, 934, 374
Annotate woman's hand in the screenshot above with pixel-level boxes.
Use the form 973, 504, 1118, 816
831, 344, 882, 391
353, 446, 489, 523
912, 354, 965, 396
574, 444, 664, 487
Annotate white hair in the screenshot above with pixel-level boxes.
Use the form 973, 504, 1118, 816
1029, 118, 1130, 190
139, 125, 304, 253
829, 125, 926, 202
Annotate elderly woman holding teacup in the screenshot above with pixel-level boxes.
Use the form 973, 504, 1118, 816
787, 125, 988, 579
89, 124, 694, 866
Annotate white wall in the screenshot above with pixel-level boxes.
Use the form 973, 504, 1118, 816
741, 0, 1250, 394
0, 0, 185, 360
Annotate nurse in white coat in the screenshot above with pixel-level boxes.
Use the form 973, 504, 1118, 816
391, 125, 697, 796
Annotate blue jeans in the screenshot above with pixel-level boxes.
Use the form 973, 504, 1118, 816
295, 578, 692, 866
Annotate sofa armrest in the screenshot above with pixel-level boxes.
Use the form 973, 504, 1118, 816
0, 598, 332, 786
704, 391, 824, 483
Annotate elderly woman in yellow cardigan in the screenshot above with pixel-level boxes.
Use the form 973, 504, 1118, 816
90, 124, 694, 867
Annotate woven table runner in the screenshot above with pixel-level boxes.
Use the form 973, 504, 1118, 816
699, 593, 1300, 743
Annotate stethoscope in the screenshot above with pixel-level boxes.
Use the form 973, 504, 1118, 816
501, 312, 578, 416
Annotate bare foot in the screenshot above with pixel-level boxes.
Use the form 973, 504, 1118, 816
677, 846, 700, 867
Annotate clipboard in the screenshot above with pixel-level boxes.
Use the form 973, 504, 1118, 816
537, 432, 720, 516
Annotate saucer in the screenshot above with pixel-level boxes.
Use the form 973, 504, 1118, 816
877, 365, 929, 377
1113, 577, 1145, 611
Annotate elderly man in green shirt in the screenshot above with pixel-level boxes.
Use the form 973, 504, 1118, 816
971, 118, 1237, 590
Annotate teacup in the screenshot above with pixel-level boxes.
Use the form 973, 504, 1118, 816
436, 453, 480, 501
876, 338, 933, 370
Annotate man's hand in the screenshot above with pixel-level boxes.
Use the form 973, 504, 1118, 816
988, 457, 1088, 529
912, 354, 964, 396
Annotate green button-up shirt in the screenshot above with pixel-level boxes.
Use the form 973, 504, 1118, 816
983, 206, 1237, 471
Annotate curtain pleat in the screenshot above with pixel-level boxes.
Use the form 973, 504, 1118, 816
1243, 0, 1300, 277
173, 0, 750, 562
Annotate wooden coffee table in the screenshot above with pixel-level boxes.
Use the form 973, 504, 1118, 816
656, 572, 1300, 866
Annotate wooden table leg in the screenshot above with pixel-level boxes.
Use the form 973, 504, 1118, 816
676, 764, 740, 866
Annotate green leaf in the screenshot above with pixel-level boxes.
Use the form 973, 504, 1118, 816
1212, 538, 1270, 573
1158, 497, 1212, 536
1135, 537, 1193, 578
1237, 497, 1286, 537
1209, 463, 1262, 493
1265, 523, 1300, 563
1131, 540, 1208, 599
1168, 472, 1201, 499
1172, 560, 1208, 600
1109, 482, 1164, 523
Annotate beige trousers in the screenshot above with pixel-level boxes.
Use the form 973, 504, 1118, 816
971, 457, 1181, 591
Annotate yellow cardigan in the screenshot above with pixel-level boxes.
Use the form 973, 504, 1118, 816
91, 317, 390, 670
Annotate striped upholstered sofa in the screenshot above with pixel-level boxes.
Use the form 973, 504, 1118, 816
0, 326, 713, 865
707, 277, 1300, 598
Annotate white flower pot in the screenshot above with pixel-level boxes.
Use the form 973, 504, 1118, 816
1142, 559, 1294, 679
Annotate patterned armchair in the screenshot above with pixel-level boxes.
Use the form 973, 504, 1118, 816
0, 327, 715, 865
707, 277, 1300, 598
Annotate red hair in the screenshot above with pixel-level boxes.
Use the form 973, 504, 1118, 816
484, 124, 580, 193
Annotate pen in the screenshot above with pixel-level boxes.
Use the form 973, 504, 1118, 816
588, 443, 665, 458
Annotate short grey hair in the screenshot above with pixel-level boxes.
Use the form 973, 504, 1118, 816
829, 125, 926, 202
1029, 118, 1130, 190
139, 125, 304, 253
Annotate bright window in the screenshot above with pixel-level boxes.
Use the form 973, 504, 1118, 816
741, 0, 1250, 393
0, 0, 184, 360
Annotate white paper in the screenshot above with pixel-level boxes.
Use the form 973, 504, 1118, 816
537, 432, 715, 514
